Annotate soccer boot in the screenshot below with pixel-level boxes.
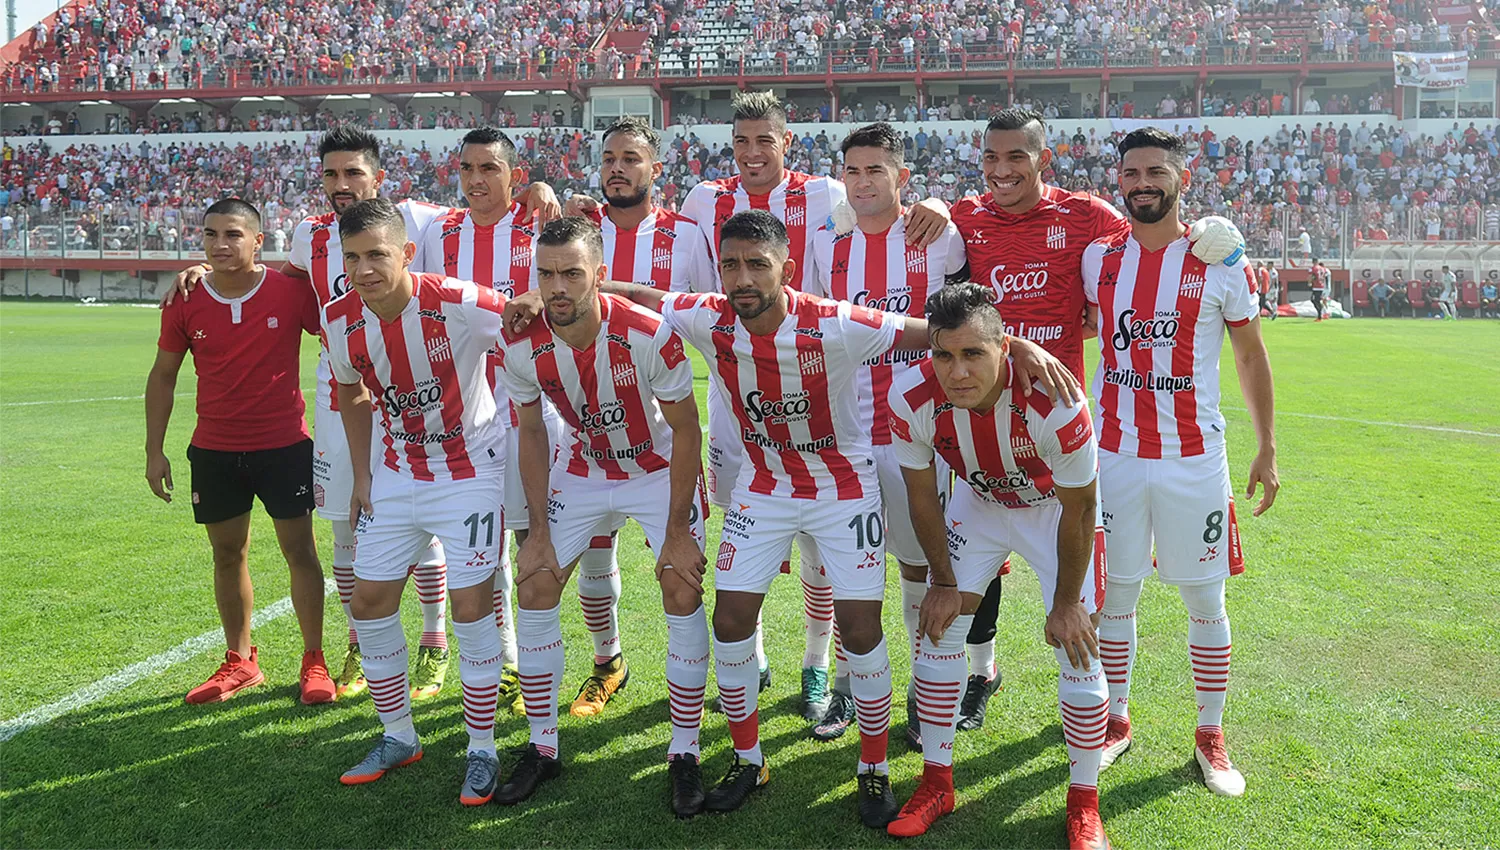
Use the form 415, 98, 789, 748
299, 650, 336, 705
710, 666, 771, 713
459, 750, 500, 806
497, 663, 522, 710
887, 772, 955, 838
857, 767, 900, 829
955, 672, 1002, 732
186, 648, 265, 704
571, 654, 629, 717
801, 666, 831, 722
340, 736, 423, 785
703, 753, 768, 813
667, 753, 706, 818
335, 643, 367, 698
811, 688, 856, 740
409, 646, 449, 701
905, 691, 922, 751
495, 743, 562, 805
1099, 716, 1132, 771
1065, 786, 1111, 850
1195, 727, 1246, 797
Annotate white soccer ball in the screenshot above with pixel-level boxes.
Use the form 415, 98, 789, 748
1189, 216, 1245, 266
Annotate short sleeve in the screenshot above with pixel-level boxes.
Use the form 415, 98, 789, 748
322, 315, 362, 385
1092, 197, 1131, 242
838, 300, 902, 363
658, 291, 719, 351
688, 228, 719, 293
497, 342, 541, 406
459, 280, 507, 346
287, 220, 311, 272
1037, 400, 1098, 488
1218, 258, 1260, 327
297, 275, 320, 335
418, 221, 446, 276
940, 224, 968, 277
887, 379, 936, 469
1081, 241, 1104, 306
647, 324, 695, 404
806, 230, 833, 299
157, 299, 189, 353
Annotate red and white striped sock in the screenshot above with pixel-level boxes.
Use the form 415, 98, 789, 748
1098, 577, 1143, 721
493, 547, 517, 667
914, 614, 969, 776
1181, 581, 1231, 731
665, 606, 710, 759
453, 616, 501, 756
516, 604, 564, 760
576, 535, 621, 664
1057, 647, 1109, 791
800, 552, 834, 670
846, 636, 893, 775
353, 611, 416, 745
411, 557, 448, 652
715, 634, 762, 765
331, 523, 357, 646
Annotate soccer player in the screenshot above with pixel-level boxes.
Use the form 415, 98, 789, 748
145, 198, 334, 706
496, 218, 711, 814
808, 122, 967, 748
948, 107, 1245, 733
1082, 128, 1279, 798
1310, 258, 1330, 321
887, 283, 1108, 848
583, 210, 1079, 828
321, 199, 510, 805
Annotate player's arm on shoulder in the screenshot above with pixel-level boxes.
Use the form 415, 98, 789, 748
1009, 337, 1085, 405
460, 279, 508, 344
903, 195, 952, 248
654, 357, 708, 591
1226, 305, 1278, 517
160, 261, 211, 307
841, 299, 908, 359
604, 280, 672, 313
144, 344, 187, 503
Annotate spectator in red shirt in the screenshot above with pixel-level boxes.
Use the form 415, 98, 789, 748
145, 197, 334, 707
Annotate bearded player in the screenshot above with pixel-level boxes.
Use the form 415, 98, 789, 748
808, 122, 967, 746
947, 108, 1246, 732
1082, 128, 1278, 798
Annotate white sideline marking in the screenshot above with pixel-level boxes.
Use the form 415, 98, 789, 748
0, 579, 336, 744
2, 394, 148, 407
1224, 406, 1500, 438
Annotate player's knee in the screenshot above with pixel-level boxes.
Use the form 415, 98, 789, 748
516, 570, 564, 610
898, 561, 928, 583
659, 574, 702, 616
209, 541, 247, 570
711, 598, 759, 642
1177, 581, 1227, 620
448, 585, 494, 623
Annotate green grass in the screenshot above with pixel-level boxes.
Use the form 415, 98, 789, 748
1, 302, 1497, 848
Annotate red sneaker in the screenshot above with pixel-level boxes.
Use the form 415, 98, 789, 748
1099, 715, 1132, 771
300, 650, 336, 705
186, 648, 265, 704
1065, 786, 1111, 850
1194, 727, 1246, 797
886, 772, 955, 838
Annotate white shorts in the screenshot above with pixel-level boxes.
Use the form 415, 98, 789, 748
354, 471, 503, 590
705, 388, 742, 510
875, 443, 950, 567
1097, 448, 1244, 586
946, 485, 1105, 615
546, 468, 708, 568
312, 404, 354, 522
501, 403, 566, 531
714, 491, 887, 601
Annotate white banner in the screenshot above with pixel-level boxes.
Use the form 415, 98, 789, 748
1393, 51, 1469, 89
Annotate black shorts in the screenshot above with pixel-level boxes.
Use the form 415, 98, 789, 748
187, 439, 315, 525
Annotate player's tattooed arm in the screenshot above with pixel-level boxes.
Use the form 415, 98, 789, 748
902, 198, 952, 248
1009, 338, 1085, 406
513, 401, 564, 585
336, 380, 376, 530
1228, 318, 1279, 516
1047, 479, 1101, 671
144, 348, 187, 502
656, 397, 709, 593
902, 463, 963, 642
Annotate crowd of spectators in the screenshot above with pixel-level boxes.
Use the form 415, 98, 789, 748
13, 103, 586, 136
3, 119, 1498, 260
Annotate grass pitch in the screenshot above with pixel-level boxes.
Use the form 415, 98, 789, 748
1, 302, 1496, 848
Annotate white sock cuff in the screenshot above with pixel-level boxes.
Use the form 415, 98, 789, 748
714, 633, 757, 665
516, 604, 562, 638
1178, 581, 1228, 620
332, 522, 357, 565
352, 612, 405, 653
1101, 576, 1145, 616
901, 578, 927, 604
842, 637, 889, 674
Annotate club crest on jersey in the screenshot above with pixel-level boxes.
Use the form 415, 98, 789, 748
798, 348, 825, 375
1047, 226, 1067, 250
511, 246, 532, 266
1011, 436, 1037, 458
652, 248, 673, 269
1179, 274, 1205, 299
267, 316, 278, 329
786, 205, 807, 227
426, 336, 453, 362
611, 360, 637, 385
905, 248, 927, 274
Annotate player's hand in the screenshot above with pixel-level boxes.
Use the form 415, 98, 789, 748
503, 289, 546, 336
518, 182, 562, 228
160, 263, 210, 308
917, 584, 962, 643
1245, 447, 1279, 516
515, 535, 563, 586
349, 478, 374, 533
903, 198, 952, 248
655, 527, 708, 592
1188, 216, 1246, 266
145, 451, 173, 502
1045, 600, 1099, 671
1010, 338, 1084, 405
563, 195, 602, 218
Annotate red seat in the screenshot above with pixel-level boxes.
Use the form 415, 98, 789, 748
1352, 279, 1370, 313
1461, 281, 1480, 312
1406, 281, 1426, 316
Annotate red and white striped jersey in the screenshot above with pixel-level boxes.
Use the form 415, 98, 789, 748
422, 203, 540, 300
289, 198, 450, 411
679, 171, 846, 292
321, 273, 506, 482
808, 216, 968, 445
888, 359, 1098, 509
583, 205, 715, 293
498, 293, 694, 480
1082, 233, 1259, 459
659, 289, 903, 501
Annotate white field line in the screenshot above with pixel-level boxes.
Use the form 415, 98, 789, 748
1223, 406, 1499, 438
0, 579, 335, 744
